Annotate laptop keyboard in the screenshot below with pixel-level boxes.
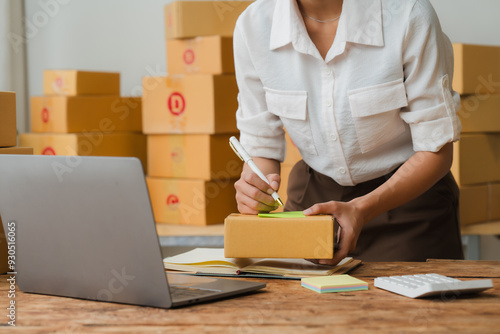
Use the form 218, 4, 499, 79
169, 285, 220, 300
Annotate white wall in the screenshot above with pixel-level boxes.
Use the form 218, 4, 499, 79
24, 0, 170, 101
430, 0, 500, 46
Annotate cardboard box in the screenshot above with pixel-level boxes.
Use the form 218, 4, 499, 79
167, 36, 234, 75
453, 43, 500, 95
19, 132, 147, 169
165, 1, 252, 39
489, 183, 500, 221
43, 70, 120, 96
459, 184, 489, 225
142, 74, 238, 134
459, 183, 500, 225
283, 129, 302, 166
0, 147, 34, 155
224, 214, 334, 258
458, 94, 500, 132
148, 133, 242, 180
146, 176, 237, 225
0, 92, 17, 147
31, 96, 142, 133
451, 134, 500, 186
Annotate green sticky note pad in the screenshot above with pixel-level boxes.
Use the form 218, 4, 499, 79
258, 211, 306, 218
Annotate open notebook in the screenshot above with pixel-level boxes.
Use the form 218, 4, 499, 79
163, 248, 361, 279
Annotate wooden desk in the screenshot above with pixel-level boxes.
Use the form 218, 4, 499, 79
2, 260, 499, 333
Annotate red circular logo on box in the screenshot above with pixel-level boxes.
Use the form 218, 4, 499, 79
183, 49, 195, 65
171, 148, 184, 163
55, 77, 63, 87
167, 92, 185, 116
42, 147, 56, 155
166, 194, 180, 210
41, 107, 50, 123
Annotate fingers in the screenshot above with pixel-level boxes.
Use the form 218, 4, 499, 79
235, 170, 281, 213
236, 191, 278, 214
245, 170, 276, 195
303, 201, 338, 216
318, 225, 356, 265
267, 173, 281, 192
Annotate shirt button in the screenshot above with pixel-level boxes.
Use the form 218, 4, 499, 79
326, 100, 332, 107
325, 69, 332, 76
338, 167, 346, 174
330, 134, 337, 141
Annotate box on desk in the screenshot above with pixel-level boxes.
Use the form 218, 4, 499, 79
31, 96, 142, 133
167, 36, 234, 75
165, 1, 252, 39
146, 176, 237, 225
459, 183, 500, 225
148, 133, 241, 180
451, 134, 500, 186
0, 92, 17, 147
224, 214, 334, 259
19, 132, 147, 169
43, 70, 120, 96
142, 74, 238, 134
459, 94, 500, 133
453, 43, 500, 95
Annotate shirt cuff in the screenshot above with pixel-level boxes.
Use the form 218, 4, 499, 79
401, 76, 462, 152
406, 116, 461, 152
236, 108, 285, 161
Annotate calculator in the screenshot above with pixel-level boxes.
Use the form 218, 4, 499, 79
374, 273, 493, 298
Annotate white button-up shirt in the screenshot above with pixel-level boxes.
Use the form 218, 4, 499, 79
234, 0, 461, 186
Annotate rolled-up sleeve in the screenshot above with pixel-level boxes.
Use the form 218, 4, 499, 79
399, 0, 462, 152
233, 21, 285, 162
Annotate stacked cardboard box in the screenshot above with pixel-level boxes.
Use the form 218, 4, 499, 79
143, 1, 252, 225
0, 91, 34, 274
452, 44, 500, 227
19, 70, 147, 169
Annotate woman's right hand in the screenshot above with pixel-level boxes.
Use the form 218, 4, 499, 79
234, 163, 281, 214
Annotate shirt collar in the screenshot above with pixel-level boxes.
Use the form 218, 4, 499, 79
270, 0, 384, 53
340, 0, 384, 47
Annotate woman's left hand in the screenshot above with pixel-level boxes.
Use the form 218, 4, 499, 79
303, 200, 366, 266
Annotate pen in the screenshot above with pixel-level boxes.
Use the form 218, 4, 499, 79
229, 136, 284, 207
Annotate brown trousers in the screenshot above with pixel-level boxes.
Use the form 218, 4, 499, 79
284, 160, 464, 262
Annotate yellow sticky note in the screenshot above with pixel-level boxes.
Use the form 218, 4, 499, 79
301, 275, 368, 293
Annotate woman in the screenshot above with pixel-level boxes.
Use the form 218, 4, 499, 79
233, 0, 464, 265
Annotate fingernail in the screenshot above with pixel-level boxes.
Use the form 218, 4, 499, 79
267, 188, 274, 195
318, 260, 328, 265
271, 181, 279, 190
303, 208, 312, 215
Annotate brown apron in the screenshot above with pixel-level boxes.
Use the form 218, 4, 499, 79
284, 160, 464, 261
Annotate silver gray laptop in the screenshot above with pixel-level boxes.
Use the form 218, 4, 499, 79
0, 155, 265, 308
